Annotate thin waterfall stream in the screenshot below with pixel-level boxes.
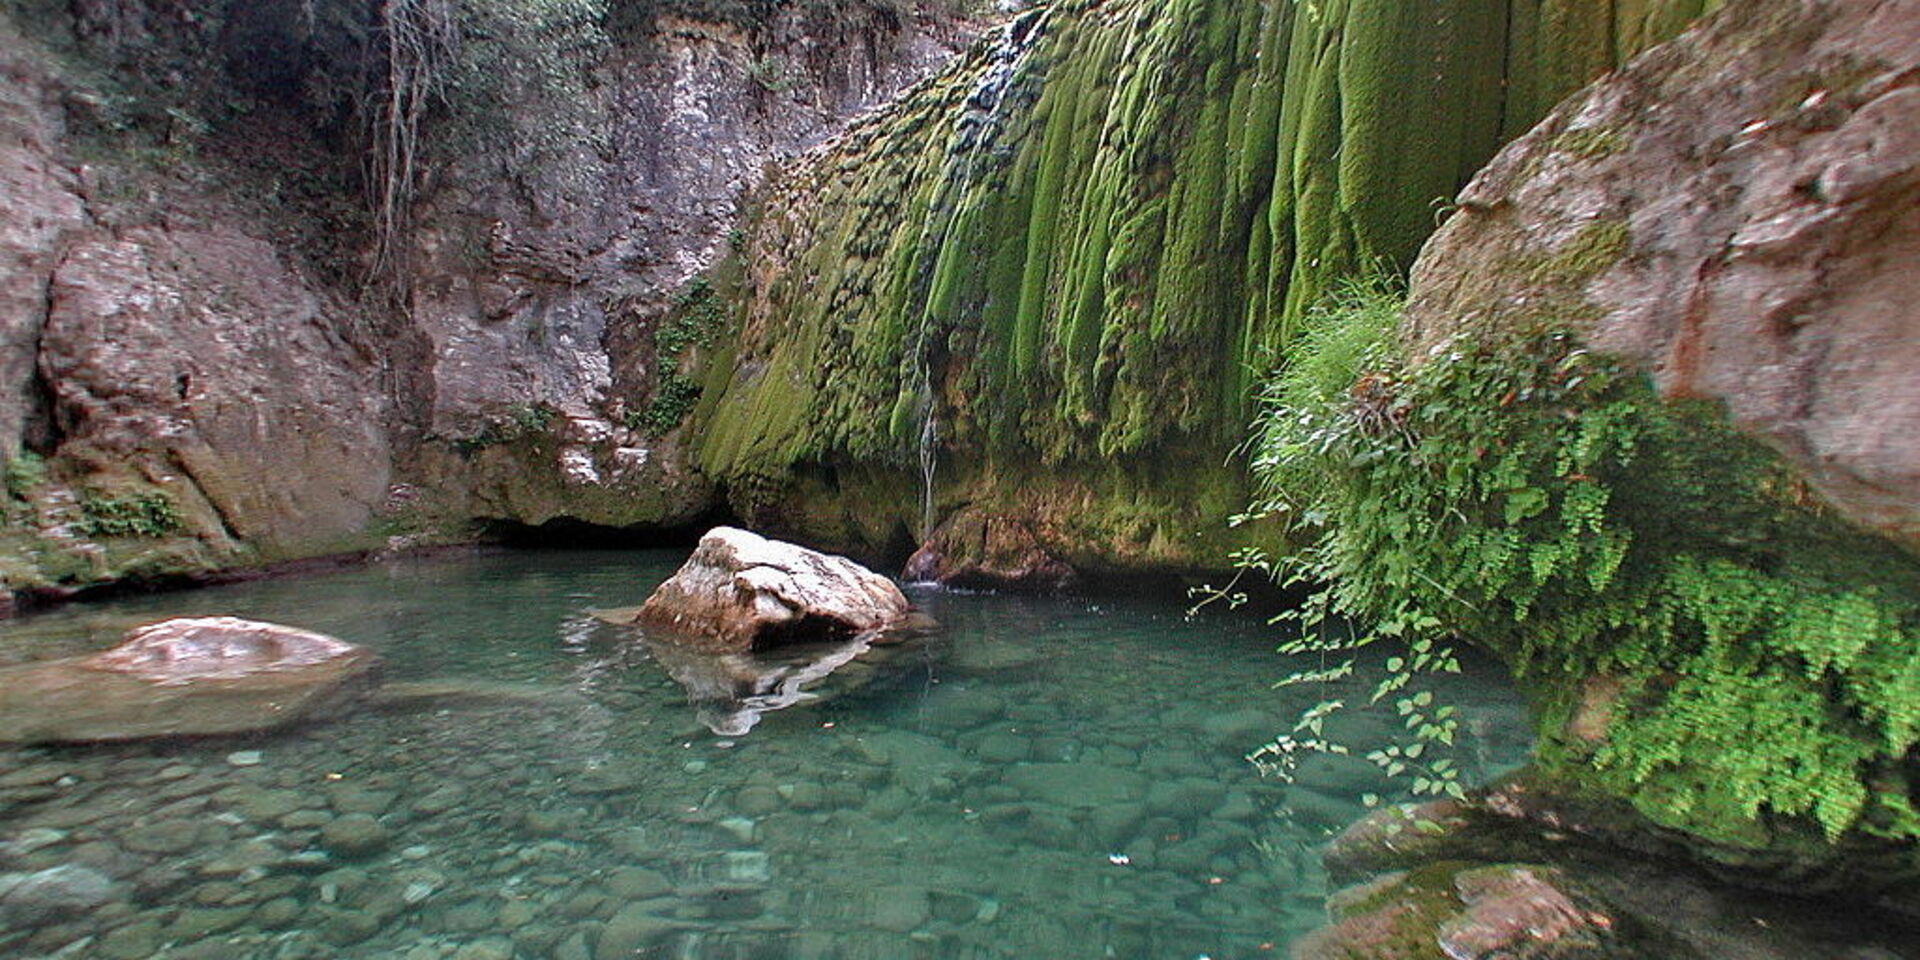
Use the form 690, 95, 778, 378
903, 10, 1045, 545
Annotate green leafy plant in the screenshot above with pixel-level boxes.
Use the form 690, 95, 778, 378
6, 452, 48, 500
451, 402, 557, 454
1242, 282, 1920, 844
630, 277, 728, 437
75, 491, 184, 538
745, 54, 793, 93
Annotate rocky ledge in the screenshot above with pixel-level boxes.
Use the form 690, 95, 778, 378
1295, 773, 1920, 959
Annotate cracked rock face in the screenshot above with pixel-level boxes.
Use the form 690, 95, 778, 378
0, 10, 391, 581
0, 5, 975, 601
398, 8, 976, 526
0, 616, 380, 743
637, 526, 912, 653
1405, 0, 1920, 553
39, 226, 392, 551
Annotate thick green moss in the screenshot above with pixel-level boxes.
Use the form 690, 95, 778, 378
696, 0, 1705, 506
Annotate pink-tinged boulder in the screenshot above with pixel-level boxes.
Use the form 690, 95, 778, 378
0, 617, 380, 743
1294, 865, 1630, 960
637, 527, 912, 652
904, 510, 1079, 593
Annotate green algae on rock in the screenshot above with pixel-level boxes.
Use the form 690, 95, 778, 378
696, 0, 1705, 572
1242, 0, 1920, 916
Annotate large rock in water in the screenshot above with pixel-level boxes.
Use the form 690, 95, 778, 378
0, 617, 379, 743
638, 527, 912, 652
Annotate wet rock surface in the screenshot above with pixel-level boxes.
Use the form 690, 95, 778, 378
636, 527, 915, 653
0, 3, 979, 604
905, 510, 1079, 592
0, 617, 380, 743
1299, 778, 1920, 960
1293, 863, 1636, 960
0, 863, 120, 927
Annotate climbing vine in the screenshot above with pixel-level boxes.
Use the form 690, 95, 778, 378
1246, 283, 1920, 844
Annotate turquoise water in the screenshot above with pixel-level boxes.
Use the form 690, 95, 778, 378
0, 549, 1532, 959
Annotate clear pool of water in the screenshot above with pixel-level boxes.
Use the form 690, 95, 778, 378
0, 549, 1532, 959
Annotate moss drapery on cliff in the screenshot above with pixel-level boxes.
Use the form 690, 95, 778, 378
697, 0, 1715, 489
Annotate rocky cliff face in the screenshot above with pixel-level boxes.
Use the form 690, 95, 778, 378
0, 13, 391, 596
1381, 0, 1920, 905
0, 1, 975, 605
1407, 0, 1920, 555
396, 5, 976, 533
2, 0, 1729, 602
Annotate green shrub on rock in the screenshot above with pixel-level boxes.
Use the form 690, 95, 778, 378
1249, 286, 1920, 846
75, 491, 185, 539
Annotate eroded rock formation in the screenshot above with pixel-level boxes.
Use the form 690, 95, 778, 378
903, 509, 1077, 592
693, 0, 1712, 579
0, 1, 978, 605
1405, 0, 1920, 553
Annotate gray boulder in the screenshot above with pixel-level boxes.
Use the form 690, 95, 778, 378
0, 864, 120, 927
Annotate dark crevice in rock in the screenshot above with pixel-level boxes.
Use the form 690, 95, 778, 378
163, 447, 245, 546
750, 611, 856, 651
479, 508, 738, 549
24, 258, 66, 457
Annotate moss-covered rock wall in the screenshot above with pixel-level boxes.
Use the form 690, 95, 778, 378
697, 0, 1711, 573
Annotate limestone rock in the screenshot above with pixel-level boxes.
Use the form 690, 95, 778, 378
0, 27, 86, 458
1295, 864, 1639, 960
1404, 0, 1920, 553
1440, 866, 1622, 960
318, 814, 392, 860
0, 616, 380, 743
596, 903, 686, 960
0, 3, 977, 605
637, 527, 913, 653
39, 224, 393, 552
385, 7, 977, 533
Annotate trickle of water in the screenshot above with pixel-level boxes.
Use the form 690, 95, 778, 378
919, 407, 940, 541
906, 11, 1048, 545
0, 550, 1532, 959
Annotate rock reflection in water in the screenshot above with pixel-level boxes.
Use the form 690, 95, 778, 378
644, 632, 928, 735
